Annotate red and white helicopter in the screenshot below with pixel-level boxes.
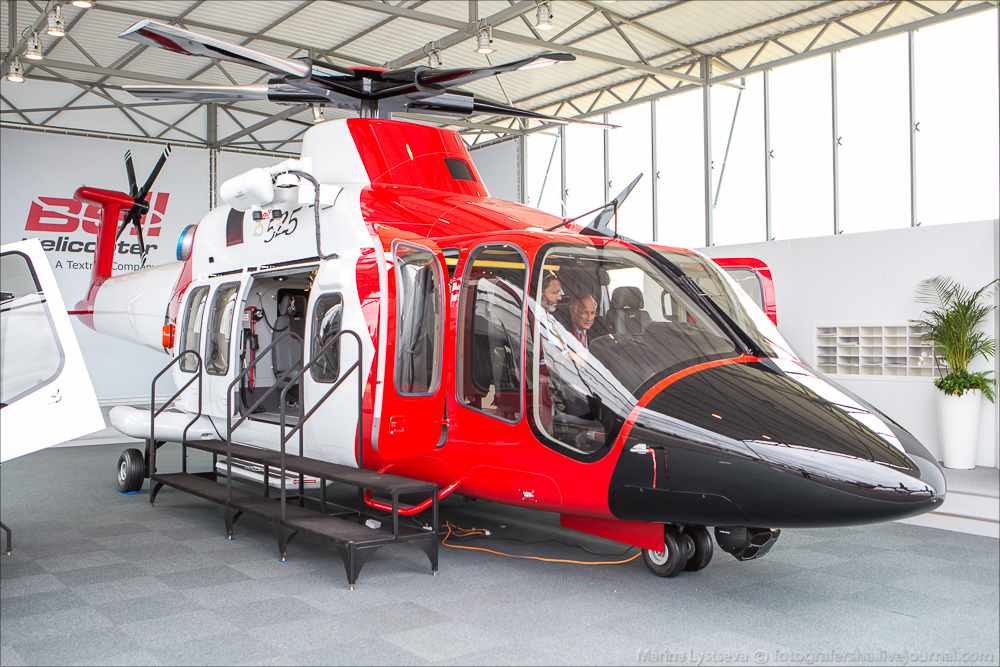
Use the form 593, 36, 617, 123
73, 20, 945, 577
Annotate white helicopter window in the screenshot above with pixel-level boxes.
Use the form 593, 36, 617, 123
179, 285, 209, 372
394, 245, 442, 396
457, 244, 526, 423
0, 251, 64, 407
311, 293, 343, 383
205, 282, 241, 376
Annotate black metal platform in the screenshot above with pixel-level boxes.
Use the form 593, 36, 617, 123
142, 333, 440, 589
150, 467, 438, 587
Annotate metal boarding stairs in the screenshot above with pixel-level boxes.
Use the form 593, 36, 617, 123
143, 331, 439, 589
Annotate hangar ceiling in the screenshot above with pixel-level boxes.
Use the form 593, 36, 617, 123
1, 0, 995, 155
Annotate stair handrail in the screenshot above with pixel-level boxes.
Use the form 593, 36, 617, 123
277, 329, 363, 521
149, 350, 203, 479
224, 330, 303, 503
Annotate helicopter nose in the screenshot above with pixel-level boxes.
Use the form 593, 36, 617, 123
630, 358, 946, 528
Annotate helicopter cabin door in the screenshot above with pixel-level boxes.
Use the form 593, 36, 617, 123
375, 236, 448, 460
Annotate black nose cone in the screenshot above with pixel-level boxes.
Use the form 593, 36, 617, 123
640, 358, 945, 527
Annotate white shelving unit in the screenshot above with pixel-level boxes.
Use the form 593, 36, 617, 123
814, 322, 935, 378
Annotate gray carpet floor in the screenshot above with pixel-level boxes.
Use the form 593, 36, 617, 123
1, 444, 998, 666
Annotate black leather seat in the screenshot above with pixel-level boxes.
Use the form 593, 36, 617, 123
603, 286, 652, 335
272, 295, 305, 402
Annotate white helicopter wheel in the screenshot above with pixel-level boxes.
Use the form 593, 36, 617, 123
642, 525, 687, 577
683, 526, 714, 571
116, 448, 144, 493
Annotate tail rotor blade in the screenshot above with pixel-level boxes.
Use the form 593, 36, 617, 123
124, 150, 138, 197
133, 215, 147, 257
137, 145, 171, 199
115, 210, 135, 242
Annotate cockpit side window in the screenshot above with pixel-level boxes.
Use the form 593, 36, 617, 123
179, 286, 209, 372
394, 245, 442, 396
527, 244, 739, 461
457, 244, 526, 423
205, 282, 240, 376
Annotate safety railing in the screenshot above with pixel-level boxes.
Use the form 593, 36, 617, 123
225, 330, 302, 503
149, 350, 203, 480
224, 329, 363, 515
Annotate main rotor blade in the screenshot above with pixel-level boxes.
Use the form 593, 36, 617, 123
120, 19, 311, 79
379, 53, 574, 96
469, 99, 617, 129
137, 146, 171, 200
123, 84, 271, 103
124, 150, 138, 198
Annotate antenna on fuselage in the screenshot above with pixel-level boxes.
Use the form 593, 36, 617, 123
546, 173, 643, 236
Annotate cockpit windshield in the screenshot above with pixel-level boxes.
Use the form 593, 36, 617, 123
527, 244, 739, 459
656, 250, 799, 362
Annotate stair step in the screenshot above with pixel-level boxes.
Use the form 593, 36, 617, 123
181, 440, 436, 496
181, 440, 281, 465
153, 472, 394, 546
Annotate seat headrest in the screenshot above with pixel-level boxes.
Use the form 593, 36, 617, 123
612, 286, 643, 309
278, 295, 303, 317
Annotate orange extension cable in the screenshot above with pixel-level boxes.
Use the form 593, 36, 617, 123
440, 521, 641, 566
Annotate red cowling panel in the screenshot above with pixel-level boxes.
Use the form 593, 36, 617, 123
347, 119, 489, 197
560, 514, 664, 551
71, 186, 135, 327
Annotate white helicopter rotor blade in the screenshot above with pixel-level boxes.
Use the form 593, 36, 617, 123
123, 84, 271, 103
120, 19, 311, 79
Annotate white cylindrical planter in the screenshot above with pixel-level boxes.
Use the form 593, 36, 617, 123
936, 391, 983, 469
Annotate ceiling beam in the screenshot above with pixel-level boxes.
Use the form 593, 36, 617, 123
377, 0, 538, 68
707, 1, 996, 85
213, 106, 302, 148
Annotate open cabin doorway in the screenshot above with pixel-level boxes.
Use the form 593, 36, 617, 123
237, 265, 317, 424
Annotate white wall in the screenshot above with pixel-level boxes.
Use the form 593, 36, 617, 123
701, 219, 1000, 468
469, 139, 519, 202
0, 128, 285, 402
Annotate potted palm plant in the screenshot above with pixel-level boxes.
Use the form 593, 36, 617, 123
912, 276, 998, 469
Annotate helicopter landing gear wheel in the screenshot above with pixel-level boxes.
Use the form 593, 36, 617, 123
642, 525, 689, 577
683, 526, 714, 571
117, 448, 144, 493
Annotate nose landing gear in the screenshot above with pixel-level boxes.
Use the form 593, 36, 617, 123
642, 525, 714, 577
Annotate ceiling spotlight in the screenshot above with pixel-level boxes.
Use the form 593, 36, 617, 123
476, 26, 494, 55
535, 2, 553, 31
47, 6, 65, 37
6, 58, 25, 83
72, 0, 95, 7
25, 33, 43, 60
312, 106, 325, 123
428, 50, 441, 68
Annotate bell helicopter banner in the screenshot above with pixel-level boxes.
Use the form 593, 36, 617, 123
0, 128, 274, 399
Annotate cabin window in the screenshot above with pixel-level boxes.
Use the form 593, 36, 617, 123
0, 251, 64, 407
394, 245, 442, 396
205, 281, 240, 376
457, 244, 526, 422
310, 293, 343, 383
179, 286, 209, 372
